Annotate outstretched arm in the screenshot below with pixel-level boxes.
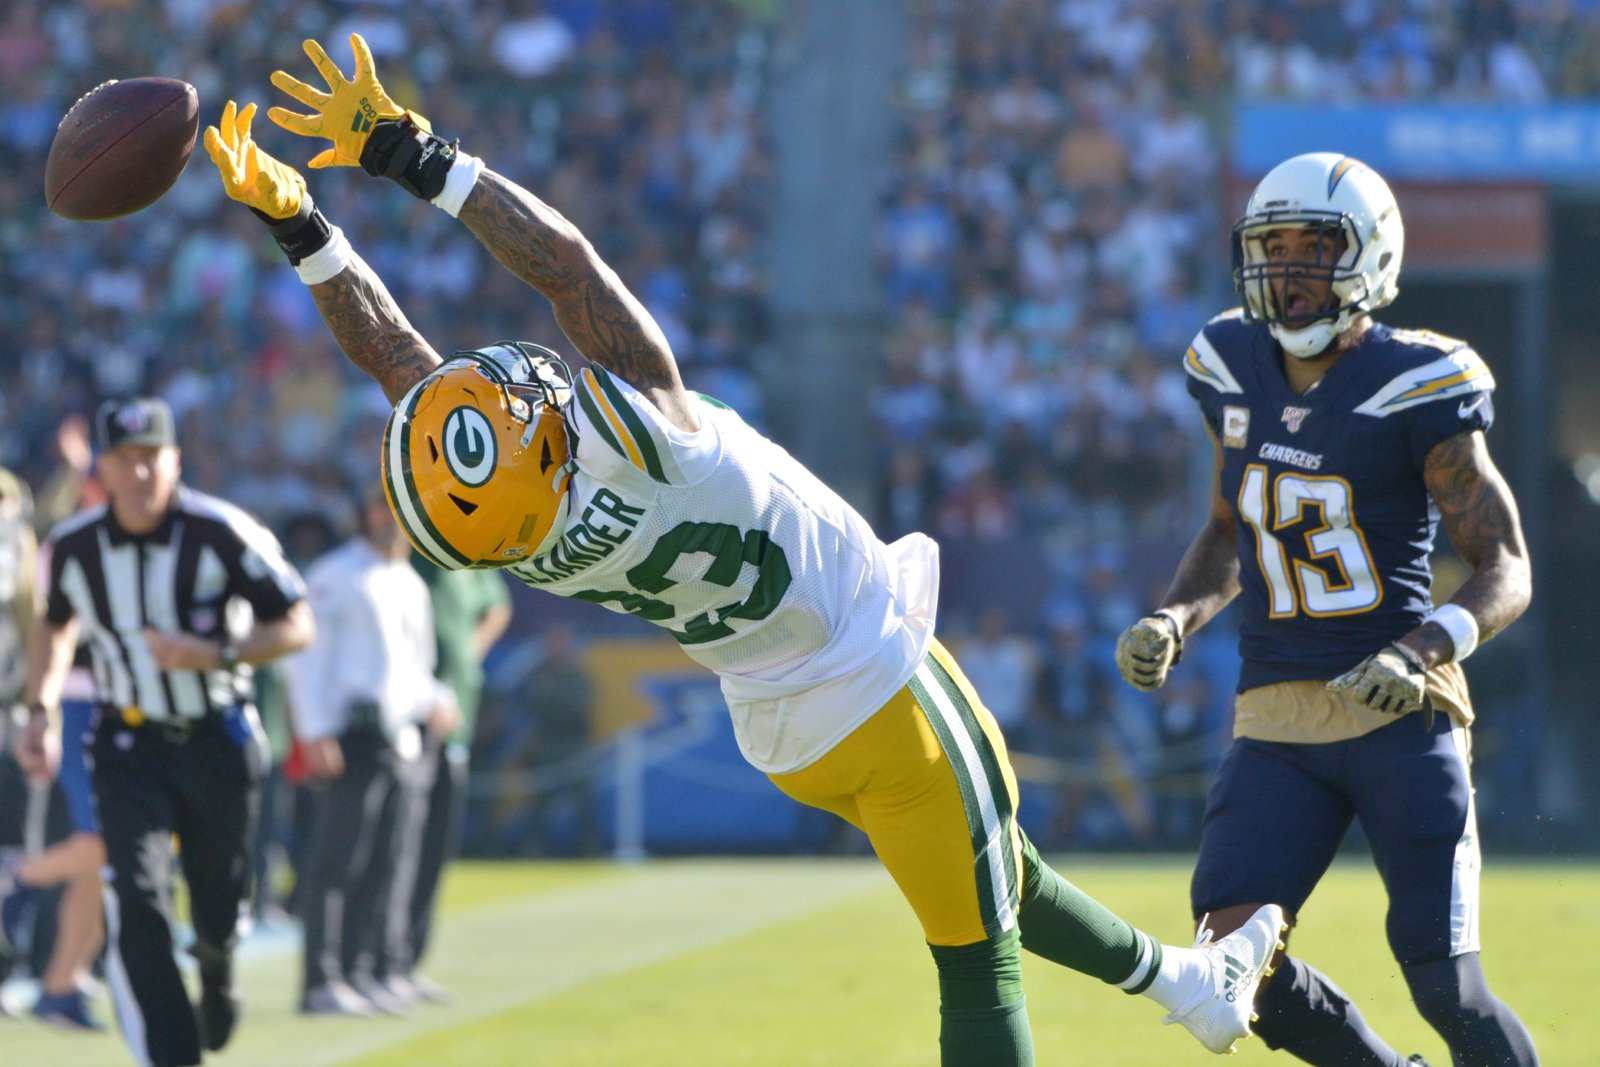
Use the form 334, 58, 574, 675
204, 99, 439, 404
263, 33, 696, 429
307, 255, 441, 404
456, 170, 697, 429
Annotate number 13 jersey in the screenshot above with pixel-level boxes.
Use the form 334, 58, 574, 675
509, 364, 939, 774
1184, 311, 1495, 694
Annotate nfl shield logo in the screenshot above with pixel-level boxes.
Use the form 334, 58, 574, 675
1281, 406, 1311, 433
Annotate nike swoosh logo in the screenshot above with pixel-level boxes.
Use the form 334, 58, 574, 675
1458, 393, 1487, 418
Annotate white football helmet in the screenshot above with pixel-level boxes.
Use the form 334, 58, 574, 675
1232, 153, 1404, 358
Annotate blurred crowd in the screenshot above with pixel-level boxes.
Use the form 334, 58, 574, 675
0, 0, 1586, 856
0, 8, 784, 941
874, 0, 1600, 844
0, 0, 779, 528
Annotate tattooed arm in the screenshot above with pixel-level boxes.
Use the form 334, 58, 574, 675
455, 169, 698, 431
1157, 426, 1242, 635
1401, 430, 1532, 667
307, 252, 442, 405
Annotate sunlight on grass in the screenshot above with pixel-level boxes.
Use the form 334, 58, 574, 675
4, 857, 1591, 1066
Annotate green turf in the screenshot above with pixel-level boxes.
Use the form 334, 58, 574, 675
4, 857, 1593, 1065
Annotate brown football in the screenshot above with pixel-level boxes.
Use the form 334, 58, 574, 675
44, 77, 199, 221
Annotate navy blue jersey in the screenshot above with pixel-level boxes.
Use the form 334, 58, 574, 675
1183, 311, 1494, 691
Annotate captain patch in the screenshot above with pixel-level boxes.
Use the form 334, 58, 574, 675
1223, 406, 1250, 449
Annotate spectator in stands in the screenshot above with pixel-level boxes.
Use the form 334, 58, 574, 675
956, 608, 1040, 737
1151, 678, 1211, 848
492, 0, 578, 80
1027, 607, 1109, 841
878, 181, 959, 312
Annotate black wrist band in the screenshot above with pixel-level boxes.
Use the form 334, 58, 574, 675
1390, 642, 1426, 673
360, 117, 459, 201
26, 701, 52, 719
249, 197, 334, 266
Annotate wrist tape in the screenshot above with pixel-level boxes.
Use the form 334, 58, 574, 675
431, 151, 483, 217
1423, 604, 1480, 663
1151, 609, 1184, 665
247, 194, 353, 285
293, 227, 353, 286
361, 117, 457, 196
250, 197, 333, 265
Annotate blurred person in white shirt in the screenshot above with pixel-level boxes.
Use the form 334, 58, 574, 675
287, 482, 455, 1018
955, 608, 1040, 734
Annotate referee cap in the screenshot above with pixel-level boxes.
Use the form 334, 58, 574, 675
96, 397, 177, 452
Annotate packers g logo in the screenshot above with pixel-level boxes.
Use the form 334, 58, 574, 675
442, 406, 496, 487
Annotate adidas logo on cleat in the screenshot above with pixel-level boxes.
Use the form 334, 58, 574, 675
1221, 954, 1245, 1002
1162, 903, 1287, 1055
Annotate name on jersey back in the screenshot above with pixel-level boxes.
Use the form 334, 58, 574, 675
515, 488, 646, 584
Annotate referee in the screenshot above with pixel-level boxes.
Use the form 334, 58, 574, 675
13, 398, 313, 1067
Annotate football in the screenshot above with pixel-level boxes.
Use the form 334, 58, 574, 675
44, 77, 199, 221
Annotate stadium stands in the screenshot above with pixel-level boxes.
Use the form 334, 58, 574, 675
2, 0, 1590, 850
874, 0, 1598, 844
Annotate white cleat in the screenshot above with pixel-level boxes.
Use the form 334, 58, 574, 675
1162, 903, 1287, 1055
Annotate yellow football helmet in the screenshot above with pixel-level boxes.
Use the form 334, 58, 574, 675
382, 341, 574, 569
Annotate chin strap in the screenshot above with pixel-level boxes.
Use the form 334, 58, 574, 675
1272, 320, 1342, 359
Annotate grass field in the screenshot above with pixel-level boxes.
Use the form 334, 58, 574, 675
4, 856, 1594, 1066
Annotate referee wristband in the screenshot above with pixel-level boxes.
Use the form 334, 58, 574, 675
1423, 604, 1480, 663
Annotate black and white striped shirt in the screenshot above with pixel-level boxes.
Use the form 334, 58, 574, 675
44, 487, 305, 722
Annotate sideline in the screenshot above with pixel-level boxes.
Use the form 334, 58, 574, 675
0, 859, 891, 1067
282, 859, 889, 1067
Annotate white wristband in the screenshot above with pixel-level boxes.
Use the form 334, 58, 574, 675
295, 226, 354, 286
431, 152, 483, 218
1423, 603, 1480, 663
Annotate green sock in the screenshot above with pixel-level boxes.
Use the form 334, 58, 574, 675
939, 1000, 1034, 1067
929, 929, 1033, 1067
1015, 833, 1163, 992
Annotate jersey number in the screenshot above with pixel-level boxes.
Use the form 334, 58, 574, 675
1237, 464, 1382, 618
572, 521, 792, 645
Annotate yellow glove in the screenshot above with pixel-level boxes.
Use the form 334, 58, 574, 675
267, 33, 429, 169
203, 100, 306, 220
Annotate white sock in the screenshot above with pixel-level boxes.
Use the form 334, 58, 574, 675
1142, 944, 1209, 1014
1114, 930, 1158, 991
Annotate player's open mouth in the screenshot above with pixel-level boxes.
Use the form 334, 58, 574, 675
1282, 289, 1318, 318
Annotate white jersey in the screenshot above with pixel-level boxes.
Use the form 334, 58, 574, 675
507, 365, 938, 774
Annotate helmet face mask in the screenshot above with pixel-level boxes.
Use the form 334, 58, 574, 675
382, 342, 575, 570
1232, 154, 1404, 359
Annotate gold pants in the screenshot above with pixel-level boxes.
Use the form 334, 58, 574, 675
769, 640, 1024, 947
